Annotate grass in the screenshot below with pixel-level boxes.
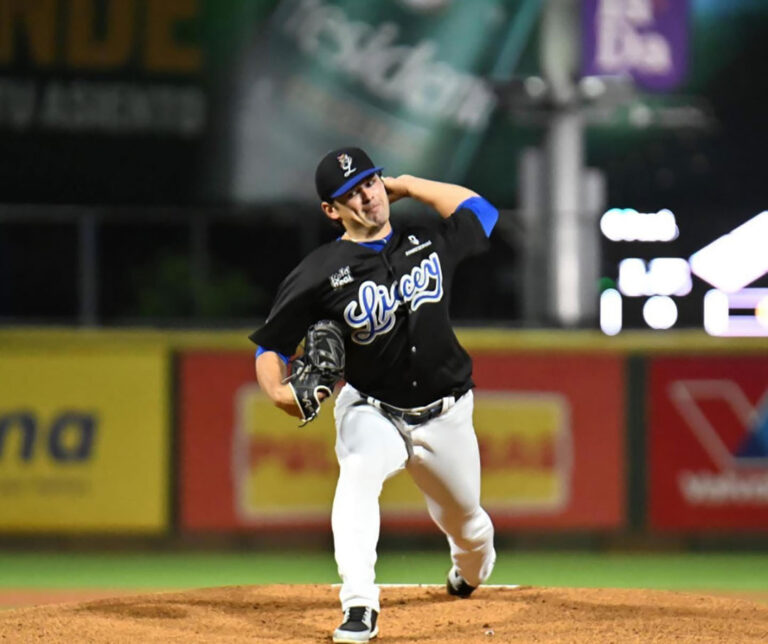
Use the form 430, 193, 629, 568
1, 551, 767, 592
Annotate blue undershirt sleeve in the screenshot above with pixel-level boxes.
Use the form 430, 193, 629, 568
255, 346, 290, 364
458, 196, 499, 237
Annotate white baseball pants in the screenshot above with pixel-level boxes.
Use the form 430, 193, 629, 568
331, 383, 496, 612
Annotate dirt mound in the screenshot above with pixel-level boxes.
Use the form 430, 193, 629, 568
1, 584, 767, 643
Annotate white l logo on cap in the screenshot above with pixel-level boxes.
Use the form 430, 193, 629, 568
337, 153, 356, 177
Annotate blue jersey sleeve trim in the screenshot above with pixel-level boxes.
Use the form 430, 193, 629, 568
458, 196, 498, 237
255, 346, 290, 364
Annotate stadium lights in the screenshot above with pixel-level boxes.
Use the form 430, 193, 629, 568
618, 257, 691, 297
600, 207, 679, 242
600, 289, 680, 334
600, 288, 622, 336
643, 295, 678, 330
689, 211, 768, 293
601, 206, 768, 336
704, 288, 768, 337
600, 205, 687, 335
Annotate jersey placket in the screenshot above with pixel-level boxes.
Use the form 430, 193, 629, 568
383, 241, 422, 399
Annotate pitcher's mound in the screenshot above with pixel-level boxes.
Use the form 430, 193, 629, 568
1, 584, 767, 642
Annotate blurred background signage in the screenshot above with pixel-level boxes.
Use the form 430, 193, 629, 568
217, 0, 523, 202
178, 350, 625, 533
0, 349, 169, 533
0, 0, 206, 203
600, 208, 768, 336
581, 0, 689, 90
0, 0, 767, 332
649, 357, 768, 530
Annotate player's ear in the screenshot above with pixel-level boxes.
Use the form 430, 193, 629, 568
321, 201, 340, 222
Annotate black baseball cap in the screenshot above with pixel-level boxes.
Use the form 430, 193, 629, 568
315, 147, 383, 202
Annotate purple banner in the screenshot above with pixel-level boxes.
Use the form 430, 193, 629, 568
582, 0, 689, 91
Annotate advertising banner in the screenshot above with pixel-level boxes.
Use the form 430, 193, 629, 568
649, 356, 768, 531
179, 352, 335, 531
581, 0, 689, 90
0, 350, 170, 532
471, 353, 625, 529
0, 0, 539, 205
217, 0, 532, 203
179, 350, 625, 532
0, 0, 210, 204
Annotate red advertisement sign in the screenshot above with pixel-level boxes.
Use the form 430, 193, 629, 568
649, 356, 768, 531
178, 351, 337, 533
178, 351, 625, 533
471, 353, 625, 530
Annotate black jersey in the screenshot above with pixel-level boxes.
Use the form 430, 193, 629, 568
249, 203, 492, 408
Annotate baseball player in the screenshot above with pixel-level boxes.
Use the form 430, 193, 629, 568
250, 147, 498, 643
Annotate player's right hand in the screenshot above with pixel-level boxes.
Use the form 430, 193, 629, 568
382, 175, 412, 204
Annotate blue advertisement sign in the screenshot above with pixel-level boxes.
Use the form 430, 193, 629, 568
581, 0, 689, 91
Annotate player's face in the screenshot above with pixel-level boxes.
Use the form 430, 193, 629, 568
323, 174, 391, 239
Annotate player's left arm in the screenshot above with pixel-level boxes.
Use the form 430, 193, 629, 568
255, 350, 303, 418
383, 174, 498, 235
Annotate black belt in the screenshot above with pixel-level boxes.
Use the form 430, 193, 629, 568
357, 389, 468, 426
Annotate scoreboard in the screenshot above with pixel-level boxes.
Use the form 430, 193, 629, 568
599, 209, 768, 336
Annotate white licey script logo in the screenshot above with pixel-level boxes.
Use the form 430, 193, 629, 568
344, 252, 443, 344
337, 153, 356, 177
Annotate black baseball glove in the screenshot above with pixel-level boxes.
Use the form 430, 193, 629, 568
285, 320, 345, 424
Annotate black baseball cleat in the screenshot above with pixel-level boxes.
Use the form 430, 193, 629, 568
446, 566, 477, 598
332, 606, 379, 643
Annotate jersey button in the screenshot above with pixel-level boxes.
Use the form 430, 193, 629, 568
411, 346, 417, 353
411, 380, 418, 388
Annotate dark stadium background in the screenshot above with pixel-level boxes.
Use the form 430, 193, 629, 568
0, 0, 765, 328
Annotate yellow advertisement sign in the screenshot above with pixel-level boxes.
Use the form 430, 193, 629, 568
233, 387, 569, 523
233, 385, 338, 521
377, 392, 570, 515
0, 350, 169, 533
474, 392, 570, 513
